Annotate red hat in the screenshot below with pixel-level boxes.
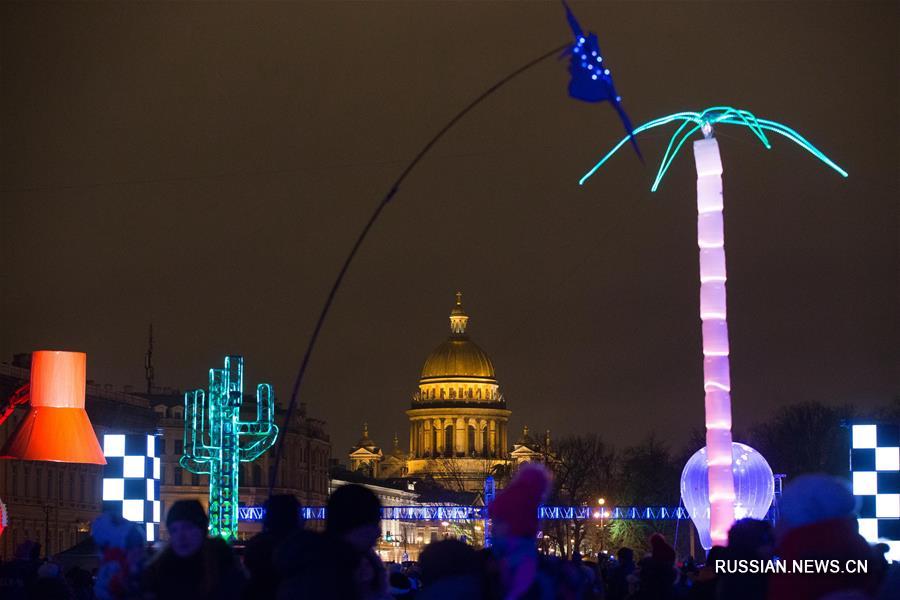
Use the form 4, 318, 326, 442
650, 533, 676, 566
488, 463, 552, 538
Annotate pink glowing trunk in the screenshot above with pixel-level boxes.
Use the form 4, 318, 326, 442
694, 137, 735, 548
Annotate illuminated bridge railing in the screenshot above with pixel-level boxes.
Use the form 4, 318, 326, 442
237, 505, 691, 522
537, 506, 691, 520
382, 506, 486, 520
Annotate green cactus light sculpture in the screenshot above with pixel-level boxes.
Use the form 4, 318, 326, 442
181, 356, 278, 542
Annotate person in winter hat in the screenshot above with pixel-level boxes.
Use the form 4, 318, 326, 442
717, 519, 775, 600
768, 474, 877, 600
141, 500, 245, 600
326, 484, 391, 600
487, 462, 553, 599
243, 494, 302, 600
633, 533, 676, 600
489, 462, 553, 537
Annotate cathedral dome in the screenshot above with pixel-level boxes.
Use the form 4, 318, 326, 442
420, 339, 495, 380
420, 293, 496, 382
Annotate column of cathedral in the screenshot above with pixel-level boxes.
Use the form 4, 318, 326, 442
409, 416, 513, 458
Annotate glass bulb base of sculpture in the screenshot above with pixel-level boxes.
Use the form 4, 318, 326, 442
680, 442, 775, 551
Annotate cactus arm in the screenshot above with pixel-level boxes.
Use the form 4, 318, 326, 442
179, 454, 211, 474
237, 433, 278, 463
238, 383, 279, 462
237, 384, 275, 433
181, 389, 214, 474
238, 429, 279, 462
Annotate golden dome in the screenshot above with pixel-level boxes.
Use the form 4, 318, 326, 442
420, 292, 496, 382
420, 338, 496, 380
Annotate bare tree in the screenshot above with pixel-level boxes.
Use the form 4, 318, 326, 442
541, 434, 616, 558
432, 456, 509, 493
747, 401, 857, 477
433, 457, 472, 493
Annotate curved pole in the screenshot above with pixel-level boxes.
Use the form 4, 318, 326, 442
268, 41, 570, 495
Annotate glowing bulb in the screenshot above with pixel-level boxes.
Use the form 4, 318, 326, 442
681, 443, 774, 551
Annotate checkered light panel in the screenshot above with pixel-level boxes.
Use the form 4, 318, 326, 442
102, 434, 162, 542
851, 424, 900, 562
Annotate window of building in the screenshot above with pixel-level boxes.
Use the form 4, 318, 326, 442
69, 473, 75, 500
175, 439, 183, 455
24, 467, 31, 497
191, 473, 199, 487
80, 475, 86, 502
174, 467, 182, 486
10, 465, 17, 496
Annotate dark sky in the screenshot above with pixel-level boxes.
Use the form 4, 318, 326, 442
2, 1, 897, 460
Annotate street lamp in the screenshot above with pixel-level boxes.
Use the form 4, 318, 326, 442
593, 502, 608, 555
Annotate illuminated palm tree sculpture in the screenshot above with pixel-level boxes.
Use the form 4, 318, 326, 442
579, 106, 847, 548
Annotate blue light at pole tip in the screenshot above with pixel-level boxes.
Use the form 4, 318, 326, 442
562, 0, 642, 160
578, 106, 848, 191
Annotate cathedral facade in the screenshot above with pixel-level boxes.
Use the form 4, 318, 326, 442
350, 294, 542, 492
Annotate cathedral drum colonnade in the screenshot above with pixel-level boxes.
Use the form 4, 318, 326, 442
404, 293, 511, 490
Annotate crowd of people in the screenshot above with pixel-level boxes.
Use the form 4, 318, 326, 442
0, 467, 898, 599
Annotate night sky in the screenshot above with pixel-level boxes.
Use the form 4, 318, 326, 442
2, 2, 896, 460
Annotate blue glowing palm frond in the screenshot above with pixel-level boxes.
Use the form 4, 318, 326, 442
579, 106, 848, 191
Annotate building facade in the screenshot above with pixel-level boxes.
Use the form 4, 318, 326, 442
350, 294, 542, 492
0, 355, 332, 558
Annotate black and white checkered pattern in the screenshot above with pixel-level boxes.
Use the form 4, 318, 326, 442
102, 434, 162, 542
851, 424, 900, 560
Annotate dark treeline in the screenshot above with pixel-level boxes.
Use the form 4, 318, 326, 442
540, 398, 900, 557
